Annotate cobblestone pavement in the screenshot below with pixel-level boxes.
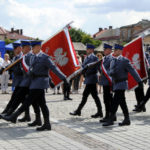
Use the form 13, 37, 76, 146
0, 85, 150, 150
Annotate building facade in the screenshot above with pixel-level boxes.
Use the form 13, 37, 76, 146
0, 27, 34, 40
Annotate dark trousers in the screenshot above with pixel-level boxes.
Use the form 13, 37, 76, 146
143, 87, 150, 104
63, 80, 72, 98
134, 86, 144, 105
2, 86, 20, 112
73, 75, 80, 91
9, 87, 29, 112
103, 86, 113, 116
13, 89, 49, 120
77, 84, 102, 112
111, 90, 129, 118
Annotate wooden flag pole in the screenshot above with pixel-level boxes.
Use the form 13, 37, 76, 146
3, 57, 23, 72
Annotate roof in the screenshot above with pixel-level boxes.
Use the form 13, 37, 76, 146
133, 27, 150, 38
0, 26, 34, 40
95, 44, 103, 52
73, 42, 86, 51
6, 32, 33, 40
121, 19, 150, 28
94, 28, 120, 41
0, 27, 7, 35
93, 29, 107, 38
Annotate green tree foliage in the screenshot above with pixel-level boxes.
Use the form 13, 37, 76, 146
4, 38, 15, 44
69, 28, 82, 42
35, 37, 40, 40
121, 41, 127, 46
69, 27, 101, 47
81, 34, 93, 45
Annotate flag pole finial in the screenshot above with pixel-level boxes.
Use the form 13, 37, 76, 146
64, 21, 74, 29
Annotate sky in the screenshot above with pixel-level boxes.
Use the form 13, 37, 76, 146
0, 0, 150, 40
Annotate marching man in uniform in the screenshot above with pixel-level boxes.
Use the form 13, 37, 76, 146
1, 40, 69, 131
99, 43, 114, 123
103, 44, 143, 127
0, 43, 23, 116
70, 44, 103, 118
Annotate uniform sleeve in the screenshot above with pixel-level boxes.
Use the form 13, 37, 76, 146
46, 57, 66, 80
81, 59, 86, 68
125, 59, 142, 82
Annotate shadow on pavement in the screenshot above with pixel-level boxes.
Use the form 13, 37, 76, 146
56, 117, 128, 135
0, 121, 41, 140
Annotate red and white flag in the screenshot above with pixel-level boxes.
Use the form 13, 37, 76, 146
122, 37, 147, 90
42, 27, 80, 86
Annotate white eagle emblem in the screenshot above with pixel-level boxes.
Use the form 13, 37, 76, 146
51, 48, 68, 66
131, 53, 140, 70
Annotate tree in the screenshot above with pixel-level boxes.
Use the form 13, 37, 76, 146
69, 27, 101, 47
4, 38, 15, 44
81, 34, 93, 45
69, 28, 82, 42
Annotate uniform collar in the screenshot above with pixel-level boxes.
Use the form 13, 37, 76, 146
116, 55, 123, 60
103, 53, 111, 60
16, 51, 23, 57
35, 50, 42, 57
87, 53, 94, 58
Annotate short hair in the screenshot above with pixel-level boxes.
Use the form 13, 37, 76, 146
4, 53, 9, 57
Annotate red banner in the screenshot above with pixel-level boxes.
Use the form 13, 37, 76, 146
122, 37, 147, 90
42, 27, 80, 86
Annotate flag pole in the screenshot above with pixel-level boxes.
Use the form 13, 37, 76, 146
2, 57, 22, 73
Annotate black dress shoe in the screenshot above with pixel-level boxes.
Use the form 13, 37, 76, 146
64, 97, 72, 100
69, 111, 81, 116
133, 107, 142, 112
36, 124, 51, 131
18, 116, 31, 122
91, 111, 103, 118
113, 116, 117, 121
133, 108, 138, 111
28, 120, 42, 127
118, 119, 130, 126
1, 114, 17, 123
0, 113, 7, 119
143, 107, 146, 112
102, 120, 114, 126
100, 117, 108, 123
133, 107, 146, 112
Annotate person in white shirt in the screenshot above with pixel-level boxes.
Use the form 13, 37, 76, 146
0, 52, 4, 87
1, 53, 10, 94
0, 52, 4, 68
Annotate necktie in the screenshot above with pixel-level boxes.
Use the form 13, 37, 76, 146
111, 58, 117, 69
31, 55, 37, 65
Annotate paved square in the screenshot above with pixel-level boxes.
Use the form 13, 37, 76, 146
0, 85, 150, 150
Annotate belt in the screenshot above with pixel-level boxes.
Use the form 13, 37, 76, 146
114, 78, 127, 83
32, 74, 49, 78
15, 73, 23, 76
85, 71, 97, 76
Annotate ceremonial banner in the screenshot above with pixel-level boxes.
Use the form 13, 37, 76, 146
42, 27, 80, 86
122, 37, 147, 90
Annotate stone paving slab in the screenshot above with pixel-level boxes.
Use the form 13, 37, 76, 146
0, 85, 150, 150
0, 118, 91, 150
45, 85, 150, 150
